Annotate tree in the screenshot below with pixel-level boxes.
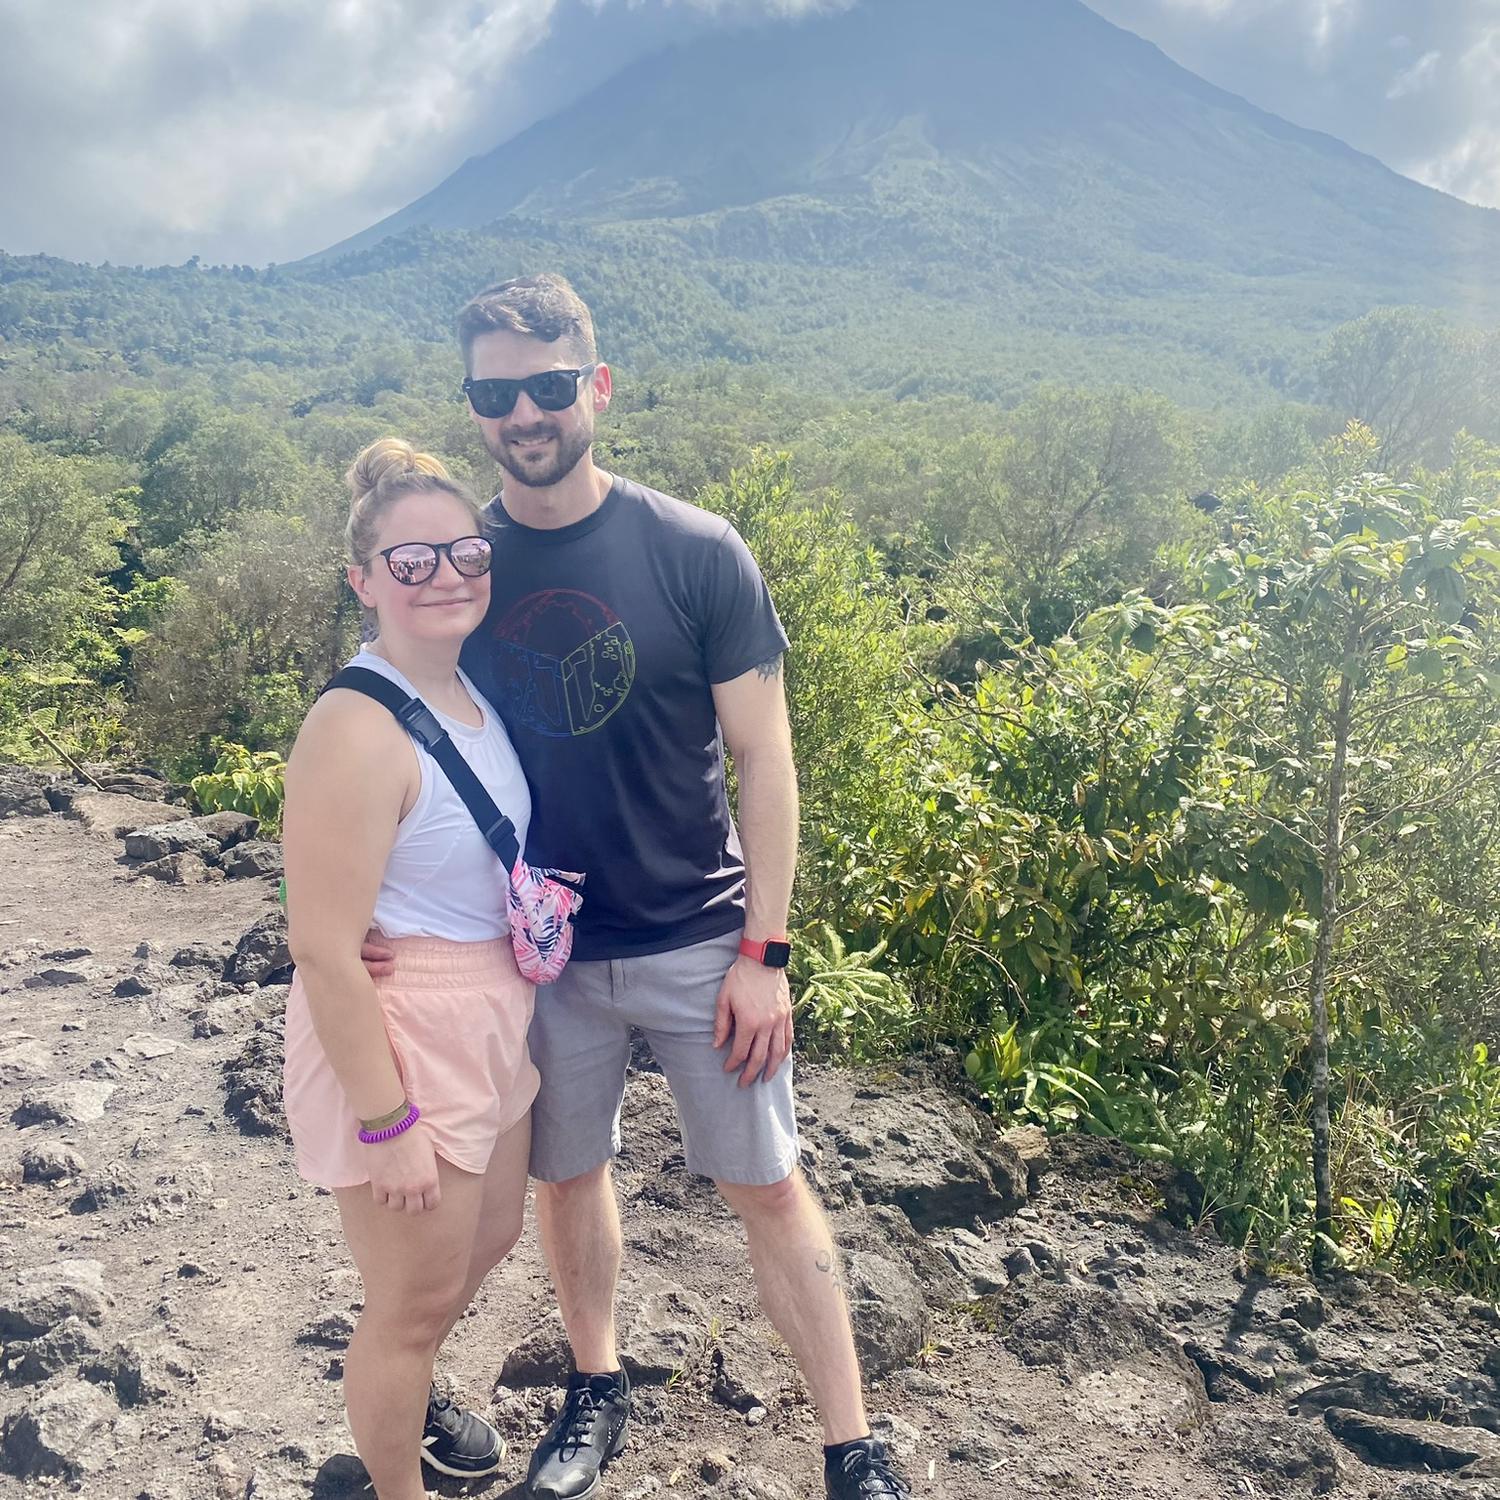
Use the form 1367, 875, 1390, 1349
0, 436, 124, 659
990, 385, 1198, 600
1316, 309, 1486, 470
1203, 467, 1500, 1271
131, 507, 354, 766
138, 412, 307, 554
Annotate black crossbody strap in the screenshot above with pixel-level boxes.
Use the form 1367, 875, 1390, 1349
324, 666, 521, 869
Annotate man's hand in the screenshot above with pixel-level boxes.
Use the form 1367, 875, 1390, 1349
714, 956, 794, 1087
360, 928, 397, 980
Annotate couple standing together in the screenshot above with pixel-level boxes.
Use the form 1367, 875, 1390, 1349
279, 275, 913, 1500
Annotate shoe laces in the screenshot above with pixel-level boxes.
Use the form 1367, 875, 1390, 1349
428, 1390, 464, 1436
553, 1382, 606, 1456
839, 1444, 911, 1497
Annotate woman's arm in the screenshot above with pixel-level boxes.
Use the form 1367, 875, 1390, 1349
283, 692, 415, 1122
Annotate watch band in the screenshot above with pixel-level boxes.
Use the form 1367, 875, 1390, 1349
739, 936, 792, 968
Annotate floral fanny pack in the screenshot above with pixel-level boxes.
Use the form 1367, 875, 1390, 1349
325, 666, 585, 985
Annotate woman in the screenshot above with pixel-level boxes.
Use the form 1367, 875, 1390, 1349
281, 438, 535, 1498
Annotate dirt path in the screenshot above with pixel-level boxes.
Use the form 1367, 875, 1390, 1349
0, 795, 1497, 1500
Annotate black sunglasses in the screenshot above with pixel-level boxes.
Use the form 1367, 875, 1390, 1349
375, 535, 492, 586
461, 364, 598, 420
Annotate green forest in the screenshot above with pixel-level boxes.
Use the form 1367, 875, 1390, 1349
4, 238, 1500, 1296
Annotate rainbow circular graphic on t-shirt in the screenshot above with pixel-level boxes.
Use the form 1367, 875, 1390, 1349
488, 589, 637, 738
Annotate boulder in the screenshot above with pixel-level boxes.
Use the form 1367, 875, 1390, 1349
1292, 1368, 1468, 1426
1324, 1406, 1500, 1471
0, 1260, 108, 1340
20, 1142, 86, 1183
222, 1017, 287, 1137
227, 910, 293, 986
801, 1071, 1027, 1232
0, 766, 55, 817
499, 1309, 571, 1389
221, 839, 284, 880
123, 820, 222, 862
1204, 1410, 1341, 1494
191, 810, 259, 848
0, 1377, 119, 1478
13, 1080, 116, 1126
0, 1035, 53, 1086
842, 1249, 930, 1377
54, 788, 191, 839
22, 965, 90, 988
169, 942, 231, 976
131, 852, 223, 885
1, 1316, 105, 1386
617, 1270, 713, 1383
81, 1340, 175, 1405
997, 1280, 1209, 1435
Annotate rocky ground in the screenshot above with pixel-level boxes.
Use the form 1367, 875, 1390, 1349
0, 764, 1498, 1500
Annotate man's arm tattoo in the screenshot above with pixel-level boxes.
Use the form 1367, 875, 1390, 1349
754, 655, 783, 681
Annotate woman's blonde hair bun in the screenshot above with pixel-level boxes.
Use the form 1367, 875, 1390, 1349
344, 438, 479, 566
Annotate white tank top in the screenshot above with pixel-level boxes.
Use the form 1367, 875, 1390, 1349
350, 650, 532, 943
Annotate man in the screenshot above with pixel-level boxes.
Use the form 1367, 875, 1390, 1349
385, 273, 914, 1499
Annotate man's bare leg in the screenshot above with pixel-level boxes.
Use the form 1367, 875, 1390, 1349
534, 1161, 622, 1371
716, 1168, 867, 1443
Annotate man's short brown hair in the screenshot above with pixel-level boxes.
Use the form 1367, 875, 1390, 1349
456, 273, 598, 371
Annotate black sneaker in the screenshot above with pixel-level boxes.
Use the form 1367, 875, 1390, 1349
826, 1437, 913, 1499
524, 1368, 631, 1500
421, 1384, 505, 1478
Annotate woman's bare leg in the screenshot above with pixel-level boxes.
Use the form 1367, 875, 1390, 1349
335, 1157, 485, 1500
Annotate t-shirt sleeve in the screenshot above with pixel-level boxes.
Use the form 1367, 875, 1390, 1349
700, 523, 790, 685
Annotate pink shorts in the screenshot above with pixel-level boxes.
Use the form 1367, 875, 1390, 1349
282, 935, 539, 1189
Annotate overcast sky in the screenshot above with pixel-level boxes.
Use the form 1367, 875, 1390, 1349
1, 0, 1496, 267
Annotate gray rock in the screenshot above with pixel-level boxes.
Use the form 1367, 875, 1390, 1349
71, 1163, 136, 1213
998, 1280, 1208, 1434
805, 1074, 1027, 1231
0, 766, 56, 817
191, 810, 259, 848
121, 1033, 180, 1060
227, 910, 293, 986
132, 851, 223, 885
80, 1340, 174, 1405
721, 1466, 799, 1500
619, 1271, 713, 1383
298, 1311, 356, 1347
40, 945, 91, 962
1182, 1340, 1277, 1398
0, 1035, 53, 1085
123, 820, 222, 862
14, 1080, 115, 1126
20, 1142, 86, 1183
701, 1450, 735, 1482
939, 1227, 1011, 1295
2, 1316, 105, 1385
22, 965, 90, 988
1324, 1405, 1500, 1470
1292, 1368, 1467, 1425
0, 1260, 109, 1339
58, 789, 191, 839
708, 1335, 781, 1414
842, 1249, 929, 1377
112, 972, 157, 998
221, 839, 283, 880
223, 1017, 287, 1137
869, 1411, 922, 1458
1204, 1409, 1340, 1494
170, 942, 229, 975
191, 986, 286, 1039
0, 1376, 118, 1478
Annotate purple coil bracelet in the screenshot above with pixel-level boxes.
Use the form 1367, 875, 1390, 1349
358, 1102, 420, 1144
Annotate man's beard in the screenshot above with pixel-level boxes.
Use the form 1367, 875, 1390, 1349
484, 419, 594, 490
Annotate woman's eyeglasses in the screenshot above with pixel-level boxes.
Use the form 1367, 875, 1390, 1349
461, 365, 598, 420
376, 535, 493, 586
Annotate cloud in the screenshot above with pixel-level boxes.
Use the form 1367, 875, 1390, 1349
1387, 48, 1441, 100
1, 0, 1495, 265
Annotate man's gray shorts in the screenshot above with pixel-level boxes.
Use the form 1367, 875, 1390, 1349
528, 929, 799, 1187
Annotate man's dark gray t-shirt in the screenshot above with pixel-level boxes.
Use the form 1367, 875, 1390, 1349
460, 474, 789, 962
